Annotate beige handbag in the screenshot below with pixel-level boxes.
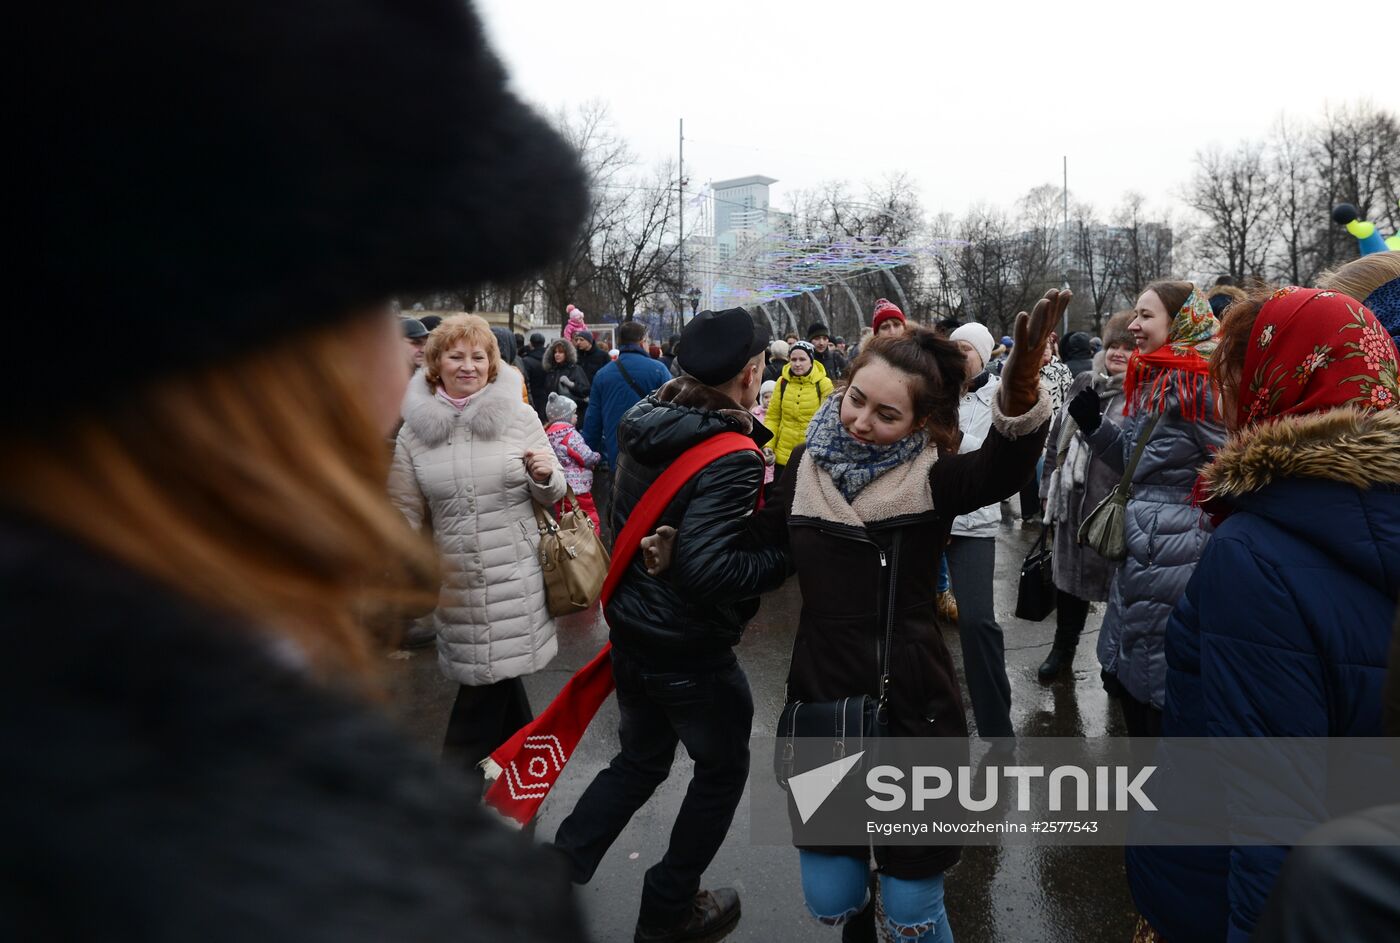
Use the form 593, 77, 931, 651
1077, 414, 1158, 562
533, 489, 610, 616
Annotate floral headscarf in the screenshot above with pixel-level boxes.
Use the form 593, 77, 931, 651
1238, 286, 1398, 426
1191, 286, 1397, 524
1122, 288, 1219, 421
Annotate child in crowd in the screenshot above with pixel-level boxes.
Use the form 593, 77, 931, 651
753, 380, 778, 488
545, 392, 601, 532
562, 304, 587, 342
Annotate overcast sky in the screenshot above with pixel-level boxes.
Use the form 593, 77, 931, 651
476, 0, 1386, 226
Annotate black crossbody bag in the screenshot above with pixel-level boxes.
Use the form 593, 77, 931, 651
774, 591, 894, 790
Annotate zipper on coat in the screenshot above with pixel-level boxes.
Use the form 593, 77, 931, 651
877, 532, 900, 728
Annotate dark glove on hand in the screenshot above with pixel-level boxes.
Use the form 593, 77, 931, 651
1067, 388, 1102, 435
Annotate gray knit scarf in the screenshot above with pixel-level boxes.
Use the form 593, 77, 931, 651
804, 392, 926, 503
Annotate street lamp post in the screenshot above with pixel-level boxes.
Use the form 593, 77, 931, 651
685, 286, 701, 324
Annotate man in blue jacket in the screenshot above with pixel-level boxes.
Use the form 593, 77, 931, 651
583, 320, 673, 539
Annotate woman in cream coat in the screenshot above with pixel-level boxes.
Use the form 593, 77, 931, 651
390, 314, 566, 790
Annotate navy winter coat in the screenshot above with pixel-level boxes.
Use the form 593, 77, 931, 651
582, 344, 674, 467
1089, 383, 1225, 709
1126, 407, 1400, 943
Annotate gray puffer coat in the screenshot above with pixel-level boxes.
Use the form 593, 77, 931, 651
1088, 385, 1225, 709
389, 364, 566, 687
1039, 368, 1126, 601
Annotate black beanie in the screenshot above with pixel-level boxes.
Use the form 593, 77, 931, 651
14, 0, 588, 428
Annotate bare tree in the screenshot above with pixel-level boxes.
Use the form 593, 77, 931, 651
922, 211, 965, 323
540, 100, 635, 324
1312, 102, 1400, 271
955, 206, 1020, 335
1186, 143, 1277, 281
1069, 202, 1125, 333
1268, 116, 1324, 285
599, 161, 681, 321
1115, 192, 1174, 298
1010, 184, 1065, 315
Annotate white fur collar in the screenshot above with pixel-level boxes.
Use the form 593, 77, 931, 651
400, 363, 527, 447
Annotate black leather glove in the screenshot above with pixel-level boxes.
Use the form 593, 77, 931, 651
1067, 388, 1102, 435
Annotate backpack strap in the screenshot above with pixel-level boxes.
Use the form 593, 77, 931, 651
599, 431, 761, 608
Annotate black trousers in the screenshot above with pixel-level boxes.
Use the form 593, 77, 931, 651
1053, 589, 1092, 654
1117, 691, 1162, 738
945, 535, 1013, 739
552, 647, 753, 925
442, 677, 534, 795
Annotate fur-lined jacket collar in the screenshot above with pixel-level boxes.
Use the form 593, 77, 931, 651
400, 363, 527, 447
1203, 406, 1400, 498
544, 340, 578, 369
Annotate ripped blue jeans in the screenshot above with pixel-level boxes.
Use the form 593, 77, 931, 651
799, 850, 954, 942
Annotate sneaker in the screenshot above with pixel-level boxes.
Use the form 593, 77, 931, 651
1037, 648, 1073, 683
634, 888, 741, 943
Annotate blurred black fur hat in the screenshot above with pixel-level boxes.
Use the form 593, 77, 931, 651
15, 0, 587, 426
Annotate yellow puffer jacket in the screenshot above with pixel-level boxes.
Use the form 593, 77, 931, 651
764, 359, 833, 466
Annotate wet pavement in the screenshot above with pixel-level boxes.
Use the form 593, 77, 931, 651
386, 514, 1139, 942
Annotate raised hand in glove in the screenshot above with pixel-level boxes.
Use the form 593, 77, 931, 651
559, 374, 575, 390
1067, 387, 1102, 435
998, 288, 1073, 417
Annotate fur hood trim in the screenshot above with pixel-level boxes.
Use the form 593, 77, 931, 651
400, 363, 528, 447
1204, 406, 1400, 498
544, 338, 578, 368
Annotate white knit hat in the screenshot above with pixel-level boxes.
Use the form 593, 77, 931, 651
545, 392, 577, 422
949, 322, 995, 371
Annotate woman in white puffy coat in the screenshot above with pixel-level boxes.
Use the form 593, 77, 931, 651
389, 314, 566, 790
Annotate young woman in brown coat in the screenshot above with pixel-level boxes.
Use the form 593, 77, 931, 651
778, 292, 1069, 942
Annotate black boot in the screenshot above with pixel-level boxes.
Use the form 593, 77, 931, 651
842, 873, 877, 943
1037, 648, 1073, 683
634, 888, 741, 943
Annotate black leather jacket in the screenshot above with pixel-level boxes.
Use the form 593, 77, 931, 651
605, 377, 790, 666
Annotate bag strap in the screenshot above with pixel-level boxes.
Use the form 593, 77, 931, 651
534, 484, 585, 529
1116, 413, 1161, 493
613, 355, 649, 399
599, 431, 761, 609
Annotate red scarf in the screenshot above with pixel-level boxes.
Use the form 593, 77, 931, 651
1122, 288, 1219, 422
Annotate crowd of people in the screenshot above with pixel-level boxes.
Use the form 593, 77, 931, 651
387, 260, 1398, 943
10, 3, 1399, 942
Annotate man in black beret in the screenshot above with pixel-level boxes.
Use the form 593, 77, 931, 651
552, 307, 790, 943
